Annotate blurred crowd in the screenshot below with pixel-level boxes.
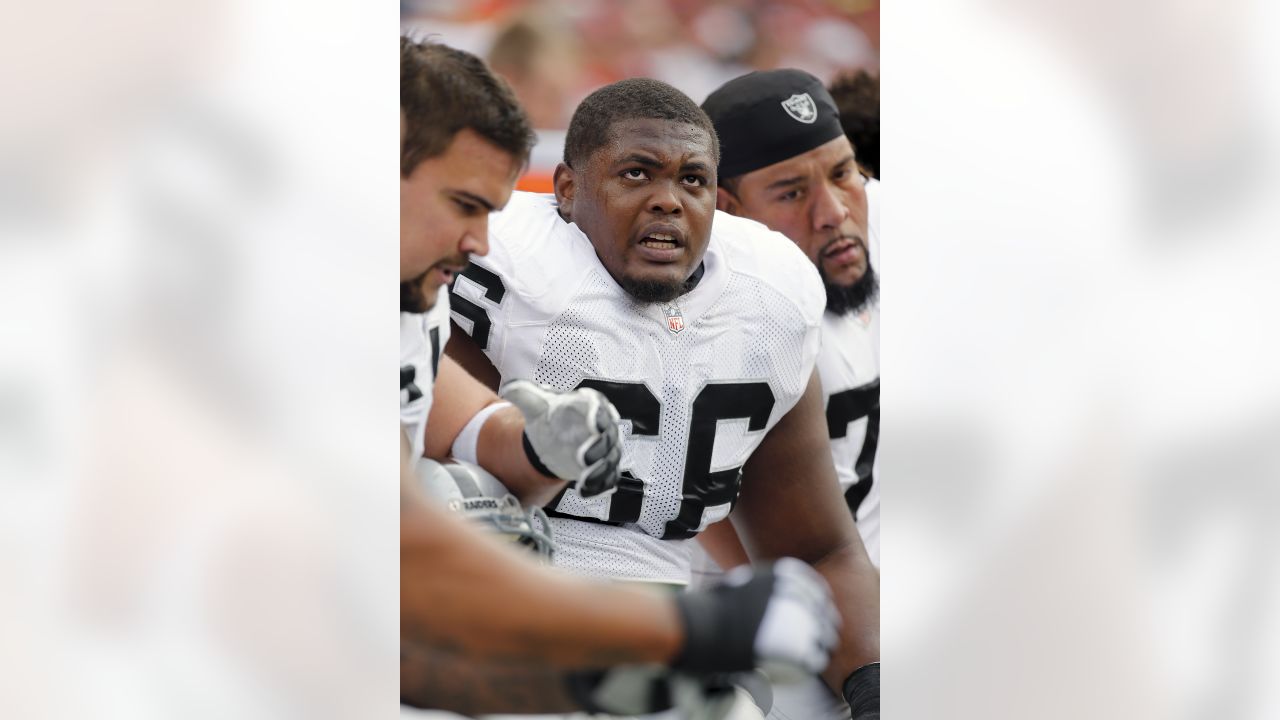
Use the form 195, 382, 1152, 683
402, 0, 878, 129
403, 0, 877, 191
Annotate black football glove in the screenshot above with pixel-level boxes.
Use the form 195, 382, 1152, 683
501, 380, 622, 498
672, 558, 840, 682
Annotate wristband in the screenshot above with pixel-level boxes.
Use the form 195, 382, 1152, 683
842, 662, 880, 719
449, 401, 510, 464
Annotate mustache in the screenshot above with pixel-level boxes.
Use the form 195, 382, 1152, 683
434, 253, 469, 271
819, 234, 866, 256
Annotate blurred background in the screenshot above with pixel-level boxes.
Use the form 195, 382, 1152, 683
402, 0, 879, 189
0, 1, 397, 717
2, 0, 1279, 718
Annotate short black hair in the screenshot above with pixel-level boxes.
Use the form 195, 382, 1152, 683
563, 78, 719, 171
400, 36, 535, 177
828, 70, 879, 179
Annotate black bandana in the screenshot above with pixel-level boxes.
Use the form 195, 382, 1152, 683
702, 69, 845, 179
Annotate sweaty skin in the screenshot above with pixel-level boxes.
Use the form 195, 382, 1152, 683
401, 126, 519, 311
554, 118, 716, 302
718, 135, 869, 289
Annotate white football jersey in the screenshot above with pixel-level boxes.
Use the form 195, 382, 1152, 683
817, 177, 881, 567
450, 192, 825, 584
400, 286, 450, 463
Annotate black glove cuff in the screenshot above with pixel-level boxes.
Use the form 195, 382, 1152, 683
522, 432, 557, 479
842, 662, 880, 719
671, 584, 762, 674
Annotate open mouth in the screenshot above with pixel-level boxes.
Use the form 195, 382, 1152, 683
635, 224, 686, 262
640, 232, 678, 250
432, 263, 465, 285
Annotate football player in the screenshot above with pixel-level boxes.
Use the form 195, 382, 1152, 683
446, 77, 880, 719
701, 70, 881, 569
701, 68, 882, 720
399, 39, 842, 716
400, 37, 621, 504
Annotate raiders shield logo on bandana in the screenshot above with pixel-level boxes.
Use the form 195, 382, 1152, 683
780, 93, 818, 124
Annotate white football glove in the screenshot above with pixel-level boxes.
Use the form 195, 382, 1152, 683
500, 380, 623, 498
673, 557, 840, 682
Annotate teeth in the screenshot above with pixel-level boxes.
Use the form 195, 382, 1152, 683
648, 233, 674, 242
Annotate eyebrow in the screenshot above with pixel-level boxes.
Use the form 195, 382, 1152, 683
764, 153, 860, 191
680, 160, 713, 175
450, 190, 498, 212
764, 175, 806, 192
617, 153, 665, 170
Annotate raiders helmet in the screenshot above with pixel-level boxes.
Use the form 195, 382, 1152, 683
416, 459, 556, 561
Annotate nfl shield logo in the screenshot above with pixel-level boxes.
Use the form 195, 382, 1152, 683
666, 314, 685, 334
780, 93, 818, 124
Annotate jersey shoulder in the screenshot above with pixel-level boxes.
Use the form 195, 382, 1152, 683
865, 178, 881, 270
709, 210, 825, 326
480, 191, 595, 304
489, 191, 563, 247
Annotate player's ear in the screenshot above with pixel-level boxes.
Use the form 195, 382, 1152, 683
716, 185, 741, 216
553, 162, 575, 221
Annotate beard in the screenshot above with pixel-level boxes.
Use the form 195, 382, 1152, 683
822, 263, 879, 316
620, 277, 687, 304
620, 263, 706, 304
401, 273, 433, 314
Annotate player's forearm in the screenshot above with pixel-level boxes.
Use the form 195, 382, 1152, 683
400, 642, 581, 714
401, 505, 682, 667
444, 326, 502, 390
475, 405, 566, 506
697, 518, 751, 571
812, 540, 880, 692
424, 355, 499, 458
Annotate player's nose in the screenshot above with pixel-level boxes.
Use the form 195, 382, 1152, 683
461, 218, 490, 257
812, 181, 850, 231
648, 181, 683, 216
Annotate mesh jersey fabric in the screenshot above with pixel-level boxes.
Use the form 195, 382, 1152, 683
816, 177, 881, 567
450, 192, 824, 583
400, 286, 451, 464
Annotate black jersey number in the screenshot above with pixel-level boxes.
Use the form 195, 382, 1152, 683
825, 378, 879, 516
449, 263, 506, 350
545, 379, 775, 540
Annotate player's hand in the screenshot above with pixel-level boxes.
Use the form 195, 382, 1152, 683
672, 558, 840, 682
501, 380, 622, 498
